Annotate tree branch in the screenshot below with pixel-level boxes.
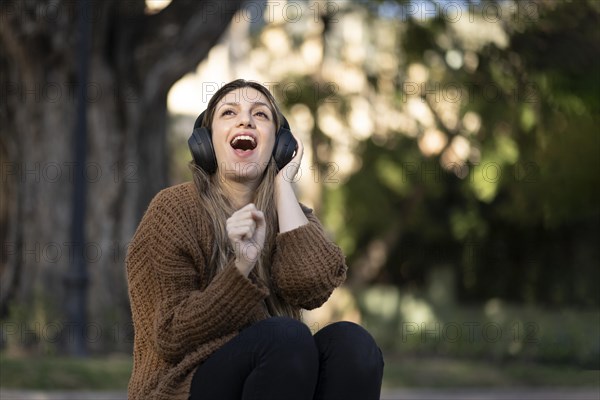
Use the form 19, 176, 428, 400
134, 0, 246, 101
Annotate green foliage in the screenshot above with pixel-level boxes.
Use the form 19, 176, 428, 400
0, 354, 132, 390
358, 285, 600, 368
321, 0, 600, 307
382, 355, 599, 388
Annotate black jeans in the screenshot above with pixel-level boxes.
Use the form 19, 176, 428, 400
189, 317, 384, 400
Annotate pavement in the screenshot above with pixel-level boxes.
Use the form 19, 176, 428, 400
1, 388, 599, 400
380, 388, 600, 400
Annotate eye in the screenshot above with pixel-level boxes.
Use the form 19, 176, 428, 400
254, 110, 270, 119
220, 109, 235, 116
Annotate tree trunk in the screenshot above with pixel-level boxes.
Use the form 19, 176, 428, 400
0, 0, 244, 354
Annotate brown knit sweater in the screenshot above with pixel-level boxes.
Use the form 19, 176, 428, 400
126, 181, 347, 400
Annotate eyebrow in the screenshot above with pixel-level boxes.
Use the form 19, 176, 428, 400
217, 101, 271, 110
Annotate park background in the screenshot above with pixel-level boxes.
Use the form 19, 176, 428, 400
1, 0, 599, 393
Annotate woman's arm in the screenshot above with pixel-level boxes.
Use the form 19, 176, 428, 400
275, 178, 308, 233
270, 209, 347, 310
274, 134, 308, 233
272, 138, 347, 310
127, 185, 268, 364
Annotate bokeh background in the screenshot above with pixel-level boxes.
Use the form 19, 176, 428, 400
1, 0, 599, 392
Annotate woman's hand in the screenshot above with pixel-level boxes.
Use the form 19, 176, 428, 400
275, 133, 304, 189
226, 203, 266, 277
274, 134, 309, 233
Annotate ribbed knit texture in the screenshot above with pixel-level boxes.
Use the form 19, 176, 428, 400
126, 182, 347, 400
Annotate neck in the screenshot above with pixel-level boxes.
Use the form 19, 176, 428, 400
221, 179, 257, 209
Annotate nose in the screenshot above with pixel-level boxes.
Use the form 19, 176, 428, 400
237, 111, 254, 128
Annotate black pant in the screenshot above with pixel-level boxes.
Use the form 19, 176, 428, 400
189, 317, 384, 400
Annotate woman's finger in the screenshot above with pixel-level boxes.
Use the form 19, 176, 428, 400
251, 210, 264, 223
228, 226, 254, 241
292, 134, 304, 164
235, 203, 257, 214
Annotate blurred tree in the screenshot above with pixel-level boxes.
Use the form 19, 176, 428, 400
0, 0, 244, 354
332, 0, 600, 307
217, 0, 598, 309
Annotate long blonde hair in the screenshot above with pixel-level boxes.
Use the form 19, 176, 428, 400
190, 79, 301, 320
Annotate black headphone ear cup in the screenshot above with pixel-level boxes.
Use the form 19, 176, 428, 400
273, 127, 298, 171
188, 127, 217, 174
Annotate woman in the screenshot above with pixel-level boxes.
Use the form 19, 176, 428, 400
126, 79, 384, 400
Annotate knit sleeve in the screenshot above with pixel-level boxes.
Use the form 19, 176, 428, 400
270, 207, 347, 310
126, 187, 269, 364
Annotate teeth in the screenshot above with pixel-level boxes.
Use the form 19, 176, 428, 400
232, 135, 256, 145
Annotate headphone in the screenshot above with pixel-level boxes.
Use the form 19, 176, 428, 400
188, 110, 298, 174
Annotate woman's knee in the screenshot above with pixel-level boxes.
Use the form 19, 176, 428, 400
315, 321, 378, 349
314, 321, 384, 374
249, 317, 318, 378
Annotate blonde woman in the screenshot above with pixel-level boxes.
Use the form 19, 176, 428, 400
126, 79, 383, 400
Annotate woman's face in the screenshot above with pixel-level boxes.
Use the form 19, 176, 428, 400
211, 87, 277, 183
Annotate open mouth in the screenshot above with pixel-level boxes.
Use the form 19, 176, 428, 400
230, 135, 257, 151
